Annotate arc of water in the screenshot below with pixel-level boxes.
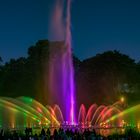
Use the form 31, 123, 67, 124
94, 106, 109, 126
105, 104, 140, 124
18, 97, 59, 125
0, 98, 43, 123
99, 106, 121, 124
90, 105, 106, 125
2, 97, 50, 123
46, 105, 57, 126
54, 104, 64, 123
85, 104, 97, 123
78, 104, 86, 124
112, 101, 124, 111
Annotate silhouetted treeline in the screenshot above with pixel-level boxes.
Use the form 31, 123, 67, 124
0, 40, 140, 107
76, 50, 140, 107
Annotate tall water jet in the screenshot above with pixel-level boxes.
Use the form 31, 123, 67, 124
48, 0, 75, 124
65, 0, 75, 124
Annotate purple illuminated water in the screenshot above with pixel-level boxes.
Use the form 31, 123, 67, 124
48, 0, 75, 124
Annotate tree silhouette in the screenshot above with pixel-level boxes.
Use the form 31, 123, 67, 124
76, 50, 139, 107
0, 43, 139, 106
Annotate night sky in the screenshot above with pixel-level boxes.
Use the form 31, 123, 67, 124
0, 0, 140, 62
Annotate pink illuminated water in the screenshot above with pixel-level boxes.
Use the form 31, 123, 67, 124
48, 0, 75, 124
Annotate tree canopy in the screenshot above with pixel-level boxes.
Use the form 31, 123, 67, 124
0, 41, 140, 107
76, 50, 140, 107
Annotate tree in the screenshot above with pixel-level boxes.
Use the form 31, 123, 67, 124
0, 57, 28, 96
0, 43, 139, 107
0, 40, 81, 105
26, 40, 50, 103
76, 50, 139, 107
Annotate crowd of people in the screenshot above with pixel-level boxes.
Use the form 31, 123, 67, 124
0, 127, 140, 140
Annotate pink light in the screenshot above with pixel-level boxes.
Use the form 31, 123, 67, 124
37, 107, 42, 113
70, 98, 75, 124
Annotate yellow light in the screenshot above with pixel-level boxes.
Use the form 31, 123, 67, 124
120, 97, 124, 102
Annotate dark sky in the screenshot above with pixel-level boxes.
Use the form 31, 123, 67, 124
0, 0, 140, 62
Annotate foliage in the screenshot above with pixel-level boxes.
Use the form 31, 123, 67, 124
76, 50, 140, 106
0, 41, 140, 106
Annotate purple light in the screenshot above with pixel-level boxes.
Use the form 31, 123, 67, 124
65, 0, 76, 124
48, 0, 76, 124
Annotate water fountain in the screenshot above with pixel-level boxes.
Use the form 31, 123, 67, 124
0, 97, 59, 128
0, 96, 124, 129
105, 104, 140, 128
48, 0, 75, 124
0, 0, 140, 131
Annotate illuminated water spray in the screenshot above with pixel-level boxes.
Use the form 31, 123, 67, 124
48, 0, 75, 124
65, 0, 75, 124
